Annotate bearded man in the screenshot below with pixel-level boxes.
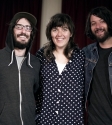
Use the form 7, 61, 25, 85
83, 6, 112, 125
0, 12, 40, 125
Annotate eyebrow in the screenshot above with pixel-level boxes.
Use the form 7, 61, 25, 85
16, 24, 31, 26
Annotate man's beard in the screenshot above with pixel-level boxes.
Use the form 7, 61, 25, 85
93, 28, 110, 43
13, 33, 30, 49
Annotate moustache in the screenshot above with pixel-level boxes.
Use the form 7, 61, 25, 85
17, 33, 29, 38
95, 28, 104, 33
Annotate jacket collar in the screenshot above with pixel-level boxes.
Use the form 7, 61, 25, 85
90, 42, 98, 52
7, 48, 33, 68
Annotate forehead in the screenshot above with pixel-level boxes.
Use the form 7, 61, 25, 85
90, 15, 102, 22
53, 24, 68, 28
16, 18, 30, 25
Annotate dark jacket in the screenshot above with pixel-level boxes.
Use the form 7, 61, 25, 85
83, 42, 112, 109
0, 24, 40, 124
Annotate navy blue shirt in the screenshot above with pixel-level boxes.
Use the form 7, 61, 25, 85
36, 48, 85, 125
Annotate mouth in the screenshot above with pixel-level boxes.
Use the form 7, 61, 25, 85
95, 29, 104, 36
56, 38, 64, 41
17, 34, 28, 41
19, 36, 27, 40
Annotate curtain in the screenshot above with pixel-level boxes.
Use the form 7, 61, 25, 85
0, 0, 42, 54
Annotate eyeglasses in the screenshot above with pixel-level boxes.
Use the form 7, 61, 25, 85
14, 24, 32, 32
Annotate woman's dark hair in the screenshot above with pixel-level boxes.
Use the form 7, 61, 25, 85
85, 6, 112, 40
44, 13, 77, 61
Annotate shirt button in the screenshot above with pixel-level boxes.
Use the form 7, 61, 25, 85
55, 111, 58, 114
58, 78, 61, 81
56, 100, 60, 103
58, 89, 61, 92
69, 60, 72, 62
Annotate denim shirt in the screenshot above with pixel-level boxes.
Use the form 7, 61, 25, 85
83, 42, 112, 109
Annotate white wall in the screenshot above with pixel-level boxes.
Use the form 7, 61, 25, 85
40, 0, 62, 47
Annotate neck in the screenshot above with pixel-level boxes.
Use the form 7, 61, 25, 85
55, 48, 64, 54
14, 48, 26, 56
53, 49, 68, 64
99, 36, 112, 48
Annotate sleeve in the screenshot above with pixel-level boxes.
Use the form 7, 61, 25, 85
36, 47, 44, 63
35, 48, 44, 123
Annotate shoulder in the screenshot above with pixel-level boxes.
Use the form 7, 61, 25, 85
71, 48, 85, 67
29, 54, 40, 71
35, 47, 45, 62
36, 47, 44, 57
30, 54, 40, 64
82, 42, 97, 52
73, 47, 85, 57
71, 48, 85, 63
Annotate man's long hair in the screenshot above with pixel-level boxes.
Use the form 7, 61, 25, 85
85, 6, 112, 40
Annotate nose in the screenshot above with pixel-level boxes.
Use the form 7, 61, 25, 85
21, 27, 26, 33
57, 30, 62, 36
95, 22, 101, 28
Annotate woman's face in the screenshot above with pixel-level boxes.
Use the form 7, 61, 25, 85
51, 24, 72, 49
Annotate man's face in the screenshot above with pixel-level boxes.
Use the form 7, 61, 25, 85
90, 15, 110, 43
13, 18, 32, 49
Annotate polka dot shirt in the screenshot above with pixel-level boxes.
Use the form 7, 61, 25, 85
35, 48, 85, 125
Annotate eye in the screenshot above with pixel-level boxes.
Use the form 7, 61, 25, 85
62, 25, 69, 31
91, 22, 95, 26
52, 28, 57, 32
15, 24, 22, 29
63, 28, 68, 31
100, 20, 105, 23
26, 26, 32, 31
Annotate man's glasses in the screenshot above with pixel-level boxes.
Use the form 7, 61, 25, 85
14, 24, 32, 32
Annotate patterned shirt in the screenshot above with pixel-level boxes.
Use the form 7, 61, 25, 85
36, 48, 85, 125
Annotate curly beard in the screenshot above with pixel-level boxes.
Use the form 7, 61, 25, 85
93, 28, 110, 43
13, 33, 31, 49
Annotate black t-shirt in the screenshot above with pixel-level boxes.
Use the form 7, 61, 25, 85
88, 45, 112, 125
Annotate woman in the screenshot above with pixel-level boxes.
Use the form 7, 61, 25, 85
36, 13, 85, 125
